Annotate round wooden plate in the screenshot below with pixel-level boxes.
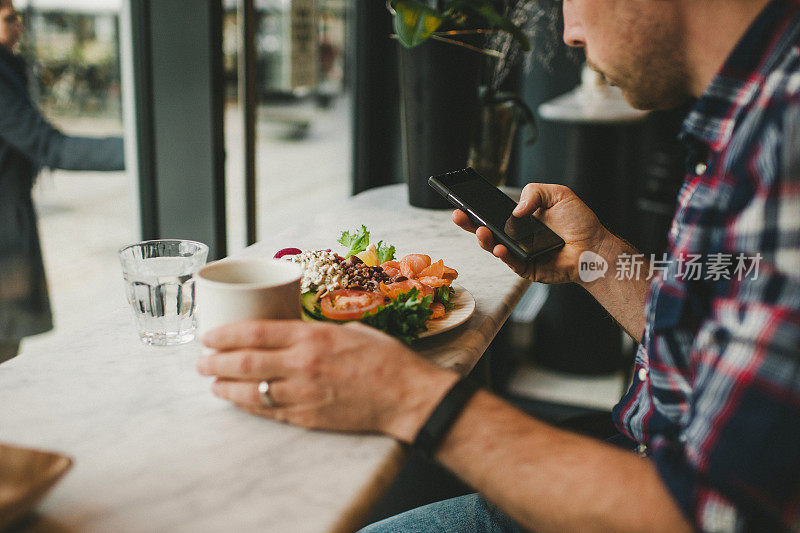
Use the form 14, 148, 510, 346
417, 284, 475, 339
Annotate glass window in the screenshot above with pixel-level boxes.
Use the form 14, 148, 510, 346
13, 0, 132, 344
223, 0, 351, 254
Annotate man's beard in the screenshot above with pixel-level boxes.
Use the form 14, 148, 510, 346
618, 68, 691, 111
587, 25, 691, 110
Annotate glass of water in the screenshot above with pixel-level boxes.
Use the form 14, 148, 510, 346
118, 240, 209, 346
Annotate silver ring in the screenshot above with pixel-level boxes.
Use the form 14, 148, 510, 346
258, 380, 275, 408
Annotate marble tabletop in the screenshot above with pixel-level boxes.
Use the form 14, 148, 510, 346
0, 184, 530, 533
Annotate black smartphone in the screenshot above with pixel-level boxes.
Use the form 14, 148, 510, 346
429, 168, 565, 263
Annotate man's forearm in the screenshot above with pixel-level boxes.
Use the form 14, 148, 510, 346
435, 391, 692, 533
580, 233, 651, 342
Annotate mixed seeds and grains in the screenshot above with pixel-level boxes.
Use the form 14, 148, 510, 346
289, 250, 394, 296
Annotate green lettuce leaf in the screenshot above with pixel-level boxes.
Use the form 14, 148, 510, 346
434, 285, 456, 311
375, 240, 396, 264
338, 225, 370, 258
361, 288, 433, 343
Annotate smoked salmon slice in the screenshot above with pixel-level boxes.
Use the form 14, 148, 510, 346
419, 259, 444, 279
379, 279, 433, 301
379, 261, 402, 280
399, 254, 431, 279
379, 254, 456, 321
381, 266, 401, 279
418, 276, 450, 288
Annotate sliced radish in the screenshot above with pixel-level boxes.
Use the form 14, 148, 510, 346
274, 247, 302, 259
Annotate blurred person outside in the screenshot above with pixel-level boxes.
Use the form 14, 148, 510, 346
0, 0, 124, 364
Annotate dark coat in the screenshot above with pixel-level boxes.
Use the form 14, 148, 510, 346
0, 49, 124, 340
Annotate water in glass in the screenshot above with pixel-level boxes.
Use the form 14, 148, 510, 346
119, 240, 208, 346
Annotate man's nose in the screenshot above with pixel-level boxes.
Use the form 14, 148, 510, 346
562, 1, 585, 48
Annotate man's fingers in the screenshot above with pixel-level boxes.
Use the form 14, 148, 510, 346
492, 243, 512, 263
475, 226, 496, 252
492, 244, 531, 278
211, 379, 267, 406
235, 403, 289, 423
197, 348, 292, 380
202, 319, 303, 351
211, 378, 304, 407
452, 209, 478, 233
457, 208, 533, 278
514, 183, 564, 217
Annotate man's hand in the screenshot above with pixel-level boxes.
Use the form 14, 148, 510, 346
454, 182, 649, 339
196, 320, 458, 442
452, 183, 610, 285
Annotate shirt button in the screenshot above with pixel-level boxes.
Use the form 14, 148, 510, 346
638, 368, 648, 381
695, 162, 708, 175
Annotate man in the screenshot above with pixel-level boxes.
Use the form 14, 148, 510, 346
197, 0, 800, 530
0, 0, 124, 363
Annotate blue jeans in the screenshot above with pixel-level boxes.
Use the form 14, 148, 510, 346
359, 493, 530, 533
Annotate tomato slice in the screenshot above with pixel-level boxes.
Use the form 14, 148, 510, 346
320, 289, 384, 321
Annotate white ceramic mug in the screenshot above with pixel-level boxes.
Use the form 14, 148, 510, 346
194, 258, 304, 337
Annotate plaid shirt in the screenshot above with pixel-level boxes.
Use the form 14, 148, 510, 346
612, 1, 800, 530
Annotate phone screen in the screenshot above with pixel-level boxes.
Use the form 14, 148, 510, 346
430, 168, 564, 260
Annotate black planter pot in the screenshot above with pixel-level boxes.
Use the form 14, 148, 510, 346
398, 39, 483, 208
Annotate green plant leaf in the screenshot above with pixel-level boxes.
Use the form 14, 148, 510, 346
392, 0, 445, 48
446, 0, 531, 51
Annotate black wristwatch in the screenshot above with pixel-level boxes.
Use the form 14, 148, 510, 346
411, 377, 480, 460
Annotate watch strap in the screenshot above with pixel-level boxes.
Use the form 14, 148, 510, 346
411, 377, 480, 460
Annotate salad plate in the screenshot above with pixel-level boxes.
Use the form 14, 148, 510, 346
282, 225, 469, 342
417, 284, 475, 339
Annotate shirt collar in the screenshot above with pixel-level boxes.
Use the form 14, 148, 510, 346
680, 0, 800, 152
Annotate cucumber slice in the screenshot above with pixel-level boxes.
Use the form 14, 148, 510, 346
301, 292, 325, 321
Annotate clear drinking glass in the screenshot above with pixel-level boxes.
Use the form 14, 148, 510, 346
118, 240, 209, 346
